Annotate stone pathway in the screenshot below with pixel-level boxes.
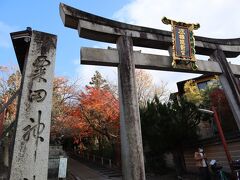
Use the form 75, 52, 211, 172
67, 158, 117, 180
1, 158, 199, 180
66, 158, 178, 180
67, 157, 200, 180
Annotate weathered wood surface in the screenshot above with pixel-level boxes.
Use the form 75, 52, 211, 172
117, 36, 145, 180
80, 47, 240, 77
60, 3, 240, 58
9, 30, 57, 180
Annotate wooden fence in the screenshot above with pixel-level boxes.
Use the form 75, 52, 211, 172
184, 135, 240, 173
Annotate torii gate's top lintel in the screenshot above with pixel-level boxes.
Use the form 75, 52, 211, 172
60, 3, 240, 58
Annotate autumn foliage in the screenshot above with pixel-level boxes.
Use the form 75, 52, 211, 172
50, 72, 120, 154
209, 88, 238, 132
77, 86, 119, 140
0, 68, 21, 135
183, 78, 238, 133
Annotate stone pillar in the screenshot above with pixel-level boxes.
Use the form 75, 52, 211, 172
117, 36, 146, 180
9, 30, 57, 180
211, 49, 240, 130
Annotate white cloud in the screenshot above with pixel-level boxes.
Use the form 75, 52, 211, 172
0, 21, 17, 48
76, 41, 118, 89
75, 64, 117, 89
77, 1, 240, 92
112, 0, 240, 91
114, 0, 240, 38
145, 70, 201, 91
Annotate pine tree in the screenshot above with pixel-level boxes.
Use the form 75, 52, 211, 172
89, 71, 109, 89
140, 96, 201, 175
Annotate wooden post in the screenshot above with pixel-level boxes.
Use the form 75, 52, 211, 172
211, 49, 240, 129
117, 36, 146, 180
9, 30, 57, 180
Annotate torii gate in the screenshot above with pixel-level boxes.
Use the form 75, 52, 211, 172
60, 3, 240, 180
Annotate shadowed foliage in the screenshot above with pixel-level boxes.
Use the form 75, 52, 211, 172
140, 96, 201, 175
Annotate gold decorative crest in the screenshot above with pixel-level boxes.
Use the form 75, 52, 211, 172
162, 17, 200, 70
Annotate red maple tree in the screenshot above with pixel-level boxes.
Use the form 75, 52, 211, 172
77, 86, 120, 142
209, 88, 238, 132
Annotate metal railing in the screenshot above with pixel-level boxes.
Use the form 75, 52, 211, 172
73, 151, 120, 169
81, 152, 113, 168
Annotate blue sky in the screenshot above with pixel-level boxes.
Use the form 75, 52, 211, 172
1, 0, 240, 91
0, 0, 129, 79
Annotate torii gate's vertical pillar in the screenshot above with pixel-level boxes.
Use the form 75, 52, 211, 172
117, 36, 146, 180
211, 49, 240, 129
9, 30, 57, 180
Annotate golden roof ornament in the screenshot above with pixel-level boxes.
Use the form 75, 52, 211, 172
162, 17, 200, 70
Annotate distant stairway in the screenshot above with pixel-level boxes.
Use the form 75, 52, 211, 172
70, 152, 122, 179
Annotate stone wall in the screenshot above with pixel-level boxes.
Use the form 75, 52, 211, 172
48, 145, 67, 178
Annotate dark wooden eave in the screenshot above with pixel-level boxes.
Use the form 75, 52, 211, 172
60, 3, 240, 58
10, 29, 32, 73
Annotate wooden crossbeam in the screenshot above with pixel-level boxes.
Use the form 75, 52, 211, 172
60, 3, 240, 58
81, 47, 240, 77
